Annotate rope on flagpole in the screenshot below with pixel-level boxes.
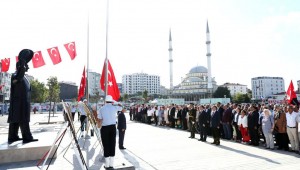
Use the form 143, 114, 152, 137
104, 0, 110, 99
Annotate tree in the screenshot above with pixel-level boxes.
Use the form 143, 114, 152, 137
89, 91, 101, 103
232, 93, 251, 104
30, 79, 48, 103
142, 90, 148, 101
123, 93, 129, 102
213, 87, 231, 98
47, 76, 60, 123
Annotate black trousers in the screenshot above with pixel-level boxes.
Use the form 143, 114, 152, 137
190, 122, 196, 137
249, 127, 259, 145
80, 115, 87, 131
277, 133, 289, 150
101, 125, 116, 157
200, 125, 208, 141
118, 129, 125, 148
8, 122, 33, 141
182, 119, 188, 130
71, 112, 75, 121
212, 127, 220, 143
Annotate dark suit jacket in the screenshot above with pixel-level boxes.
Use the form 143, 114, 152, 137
248, 110, 259, 128
210, 111, 220, 128
198, 110, 210, 126
117, 111, 126, 130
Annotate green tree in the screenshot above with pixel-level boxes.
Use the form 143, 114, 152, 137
47, 76, 60, 123
142, 90, 148, 101
232, 93, 251, 103
30, 79, 48, 103
213, 87, 231, 98
123, 93, 129, 102
89, 91, 101, 103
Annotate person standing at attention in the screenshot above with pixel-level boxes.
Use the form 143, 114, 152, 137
118, 107, 127, 150
97, 95, 121, 169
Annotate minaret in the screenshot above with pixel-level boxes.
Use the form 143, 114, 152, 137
206, 21, 212, 89
169, 29, 173, 90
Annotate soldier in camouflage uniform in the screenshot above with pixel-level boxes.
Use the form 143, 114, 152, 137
188, 103, 197, 139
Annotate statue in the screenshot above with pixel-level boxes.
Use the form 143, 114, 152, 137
7, 49, 38, 144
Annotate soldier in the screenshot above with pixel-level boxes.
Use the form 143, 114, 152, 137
188, 103, 197, 139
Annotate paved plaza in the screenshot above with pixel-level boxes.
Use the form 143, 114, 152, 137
0, 112, 300, 170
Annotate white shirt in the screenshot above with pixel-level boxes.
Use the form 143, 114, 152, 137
286, 111, 298, 127
98, 103, 121, 126
78, 104, 87, 116
147, 108, 154, 116
238, 115, 248, 128
71, 107, 76, 113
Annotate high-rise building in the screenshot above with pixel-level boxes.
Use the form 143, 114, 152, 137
221, 83, 247, 96
251, 77, 285, 99
0, 72, 11, 102
88, 71, 104, 96
122, 73, 160, 95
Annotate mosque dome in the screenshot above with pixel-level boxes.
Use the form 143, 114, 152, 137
189, 66, 208, 74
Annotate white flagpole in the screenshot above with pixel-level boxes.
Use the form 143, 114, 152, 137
104, 0, 110, 98
86, 11, 90, 103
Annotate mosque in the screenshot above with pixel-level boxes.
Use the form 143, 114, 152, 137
168, 21, 217, 101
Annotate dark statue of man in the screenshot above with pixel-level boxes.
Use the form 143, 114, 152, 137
7, 49, 38, 144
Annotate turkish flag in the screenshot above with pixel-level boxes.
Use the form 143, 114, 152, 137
100, 59, 120, 101
32, 51, 46, 68
47, 47, 62, 65
286, 80, 299, 106
1, 58, 10, 72
64, 42, 77, 60
78, 66, 86, 101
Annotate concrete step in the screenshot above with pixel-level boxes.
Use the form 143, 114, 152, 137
0, 133, 57, 164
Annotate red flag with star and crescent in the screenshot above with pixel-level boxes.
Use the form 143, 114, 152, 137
286, 80, 299, 106
32, 51, 46, 68
1, 58, 10, 72
64, 42, 77, 60
47, 46, 62, 65
78, 66, 86, 101
100, 59, 120, 101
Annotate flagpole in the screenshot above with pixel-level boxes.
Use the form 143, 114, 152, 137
86, 9, 90, 103
104, 0, 110, 99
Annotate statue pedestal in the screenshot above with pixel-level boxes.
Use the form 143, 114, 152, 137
0, 139, 57, 164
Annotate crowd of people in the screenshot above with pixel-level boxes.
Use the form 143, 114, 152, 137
129, 102, 300, 154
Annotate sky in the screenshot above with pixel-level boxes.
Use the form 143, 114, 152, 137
0, 0, 300, 91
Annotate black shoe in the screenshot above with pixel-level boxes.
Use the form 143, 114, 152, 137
277, 147, 283, 150
8, 138, 23, 144
216, 142, 220, 146
189, 136, 194, 139
119, 147, 126, 150
23, 139, 38, 143
211, 142, 216, 144
198, 139, 203, 141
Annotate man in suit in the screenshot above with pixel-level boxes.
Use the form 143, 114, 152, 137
210, 105, 221, 145
118, 107, 127, 150
217, 102, 225, 139
169, 104, 176, 128
222, 104, 232, 140
182, 105, 188, 130
198, 105, 210, 142
248, 105, 260, 146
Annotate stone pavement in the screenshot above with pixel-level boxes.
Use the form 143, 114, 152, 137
1, 112, 300, 170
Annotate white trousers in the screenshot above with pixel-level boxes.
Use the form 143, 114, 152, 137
287, 127, 299, 151
262, 129, 274, 149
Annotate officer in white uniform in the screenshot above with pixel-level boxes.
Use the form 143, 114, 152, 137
78, 99, 88, 137
97, 95, 121, 169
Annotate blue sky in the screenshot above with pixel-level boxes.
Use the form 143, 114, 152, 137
0, 0, 300, 91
